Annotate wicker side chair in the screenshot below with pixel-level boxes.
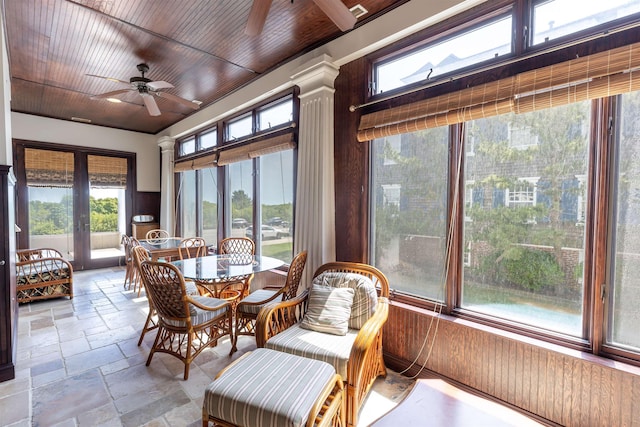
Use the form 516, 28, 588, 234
217, 237, 256, 299
122, 235, 141, 293
145, 228, 170, 243
131, 245, 156, 346
255, 262, 390, 427
138, 260, 232, 380
178, 237, 207, 260
230, 250, 307, 354
218, 236, 255, 256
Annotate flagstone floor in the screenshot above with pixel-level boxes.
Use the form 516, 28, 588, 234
0, 267, 414, 427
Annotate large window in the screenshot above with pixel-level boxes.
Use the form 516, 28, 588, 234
609, 90, 640, 351
175, 92, 297, 261
371, 128, 448, 301
462, 104, 589, 336
366, 0, 640, 363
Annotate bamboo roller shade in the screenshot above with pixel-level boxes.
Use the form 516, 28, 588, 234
25, 148, 74, 186
175, 132, 296, 171
88, 155, 127, 187
357, 41, 640, 141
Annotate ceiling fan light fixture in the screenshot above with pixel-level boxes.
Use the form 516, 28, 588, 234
106, 97, 122, 103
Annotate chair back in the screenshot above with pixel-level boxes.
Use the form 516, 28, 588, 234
131, 245, 150, 271
282, 250, 307, 301
145, 229, 170, 243
218, 237, 255, 255
123, 235, 140, 263
139, 260, 192, 323
178, 237, 207, 260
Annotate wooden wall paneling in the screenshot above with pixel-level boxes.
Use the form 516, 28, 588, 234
382, 304, 640, 426
333, 57, 368, 262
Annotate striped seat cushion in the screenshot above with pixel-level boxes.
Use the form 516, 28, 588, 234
265, 323, 357, 378
165, 296, 228, 328
203, 348, 336, 427
237, 289, 282, 315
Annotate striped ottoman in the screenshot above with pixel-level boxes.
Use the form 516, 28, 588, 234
202, 348, 344, 427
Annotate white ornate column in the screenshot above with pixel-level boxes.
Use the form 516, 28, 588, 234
291, 54, 339, 287
158, 136, 175, 234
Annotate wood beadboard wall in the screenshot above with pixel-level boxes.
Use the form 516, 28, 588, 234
383, 302, 640, 426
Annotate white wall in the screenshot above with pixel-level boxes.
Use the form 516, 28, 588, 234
11, 113, 160, 192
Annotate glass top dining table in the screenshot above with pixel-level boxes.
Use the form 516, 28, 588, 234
171, 254, 285, 284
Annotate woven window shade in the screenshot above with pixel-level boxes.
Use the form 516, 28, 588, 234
25, 148, 74, 187
217, 133, 295, 166
174, 153, 217, 172
88, 155, 127, 188
357, 41, 640, 142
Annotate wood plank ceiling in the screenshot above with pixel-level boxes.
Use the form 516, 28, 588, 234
4, 0, 404, 134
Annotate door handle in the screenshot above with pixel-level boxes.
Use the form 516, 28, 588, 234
0, 260, 5, 266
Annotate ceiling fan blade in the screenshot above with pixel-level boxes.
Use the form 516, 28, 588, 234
140, 93, 161, 116
245, 0, 273, 36
156, 91, 200, 110
86, 74, 130, 86
312, 0, 357, 31
147, 80, 174, 90
91, 89, 132, 100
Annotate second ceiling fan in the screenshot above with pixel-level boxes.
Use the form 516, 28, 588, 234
246, 0, 358, 36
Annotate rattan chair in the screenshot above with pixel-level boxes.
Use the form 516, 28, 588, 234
138, 260, 232, 380
131, 245, 156, 346
178, 237, 207, 260
256, 261, 390, 427
145, 228, 170, 243
230, 250, 307, 354
217, 237, 256, 299
218, 236, 255, 256
122, 235, 141, 293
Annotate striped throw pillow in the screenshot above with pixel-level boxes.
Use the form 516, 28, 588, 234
300, 284, 355, 335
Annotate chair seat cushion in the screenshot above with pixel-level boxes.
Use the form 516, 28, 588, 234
237, 289, 282, 315
165, 296, 228, 328
203, 348, 336, 427
265, 323, 357, 378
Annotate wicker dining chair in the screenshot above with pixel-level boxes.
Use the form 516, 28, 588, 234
122, 235, 141, 293
145, 228, 170, 243
131, 245, 156, 346
138, 260, 232, 380
230, 250, 307, 354
218, 236, 255, 256
217, 237, 256, 299
178, 237, 207, 260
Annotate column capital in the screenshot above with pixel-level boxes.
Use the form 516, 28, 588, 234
158, 136, 175, 152
291, 54, 340, 96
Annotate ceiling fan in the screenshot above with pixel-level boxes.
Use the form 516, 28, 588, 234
89, 63, 200, 116
245, 0, 358, 36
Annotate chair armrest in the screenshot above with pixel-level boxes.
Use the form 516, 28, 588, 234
346, 297, 389, 395
255, 290, 309, 347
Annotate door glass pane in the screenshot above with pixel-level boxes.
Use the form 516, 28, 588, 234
25, 148, 74, 260
88, 155, 127, 259
28, 187, 74, 260
260, 150, 294, 262
609, 90, 640, 351
462, 102, 590, 336
371, 129, 449, 301
180, 170, 197, 238
202, 167, 218, 249
230, 160, 253, 239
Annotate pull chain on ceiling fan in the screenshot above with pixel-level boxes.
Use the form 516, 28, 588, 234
88, 63, 200, 116
245, 0, 358, 36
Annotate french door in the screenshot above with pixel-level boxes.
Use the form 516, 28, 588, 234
14, 142, 134, 270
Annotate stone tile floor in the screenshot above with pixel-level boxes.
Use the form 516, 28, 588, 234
0, 267, 414, 427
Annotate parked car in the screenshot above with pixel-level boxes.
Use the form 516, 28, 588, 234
232, 218, 248, 228
266, 217, 283, 226
245, 225, 285, 240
